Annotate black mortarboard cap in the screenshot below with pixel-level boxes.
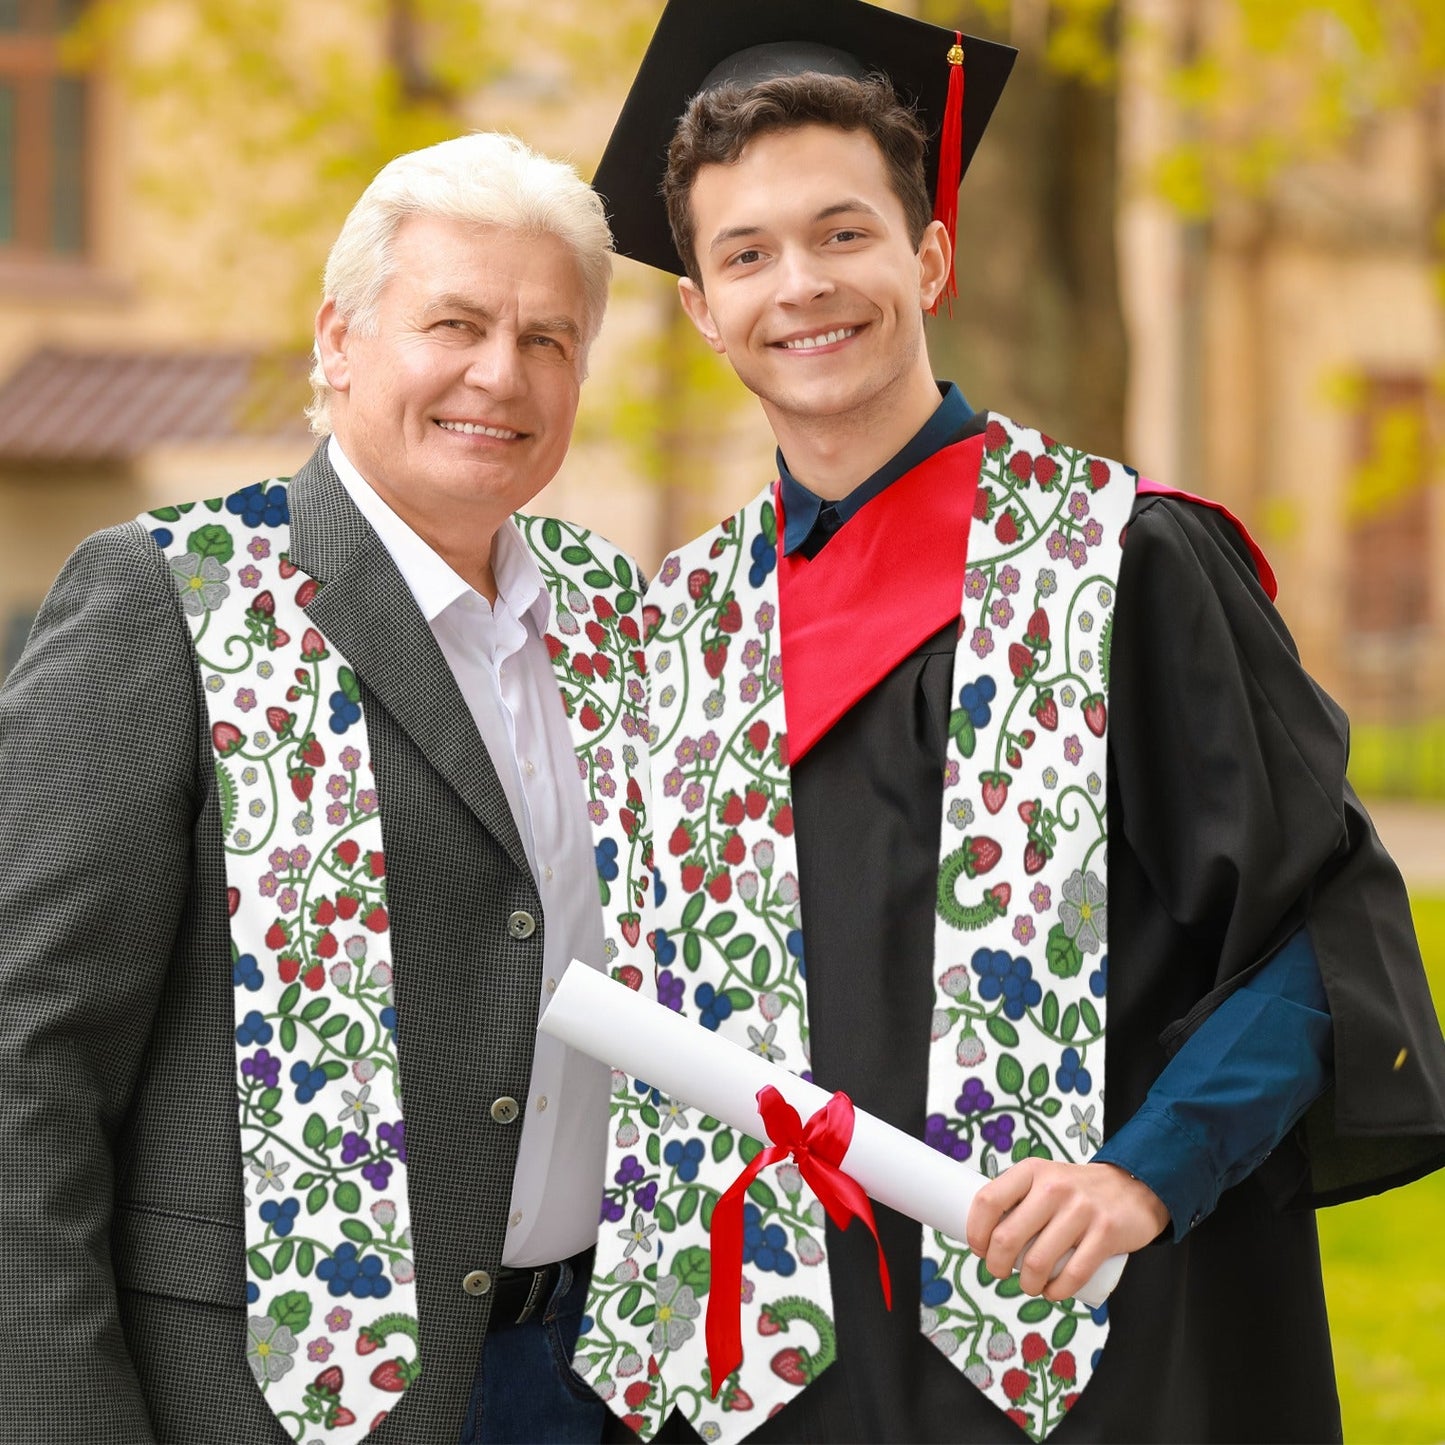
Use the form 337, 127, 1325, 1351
594, 0, 1017, 280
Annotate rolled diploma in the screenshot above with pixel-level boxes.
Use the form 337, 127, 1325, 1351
542, 963, 1124, 1308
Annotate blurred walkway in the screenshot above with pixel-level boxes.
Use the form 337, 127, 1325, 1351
1360, 798, 1445, 896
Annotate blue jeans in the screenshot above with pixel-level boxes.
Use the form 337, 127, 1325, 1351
460, 1254, 607, 1444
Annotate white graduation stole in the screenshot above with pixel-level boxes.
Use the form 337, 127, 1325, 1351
579, 415, 1133, 1442
144, 485, 652, 1442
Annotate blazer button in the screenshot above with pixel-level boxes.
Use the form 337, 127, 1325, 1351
491, 1096, 521, 1125
507, 910, 536, 940
462, 1269, 493, 1297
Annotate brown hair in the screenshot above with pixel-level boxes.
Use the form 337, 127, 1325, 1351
663, 72, 932, 285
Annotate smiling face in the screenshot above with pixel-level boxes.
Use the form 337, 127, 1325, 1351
677, 123, 948, 442
317, 213, 588, 540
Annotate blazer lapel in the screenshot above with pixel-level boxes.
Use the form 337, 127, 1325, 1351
285, 445, 532, 878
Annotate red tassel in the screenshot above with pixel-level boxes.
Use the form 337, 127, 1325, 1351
929, 33, 966, 317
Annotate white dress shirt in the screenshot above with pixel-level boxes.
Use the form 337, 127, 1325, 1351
328, 436, 608, 1267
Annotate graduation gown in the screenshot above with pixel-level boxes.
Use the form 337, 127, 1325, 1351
648, 488, 1445, 1445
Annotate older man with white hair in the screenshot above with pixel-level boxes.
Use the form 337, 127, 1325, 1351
0, 132, 651, 1445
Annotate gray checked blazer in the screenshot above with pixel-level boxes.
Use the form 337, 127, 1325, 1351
0, 447, 596, 1443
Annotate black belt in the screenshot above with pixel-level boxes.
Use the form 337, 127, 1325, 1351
491, 1245, 594, 1327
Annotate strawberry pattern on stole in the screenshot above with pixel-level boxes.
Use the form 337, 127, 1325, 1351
144, 483, 653, 1443
574, 415, 1134, 1443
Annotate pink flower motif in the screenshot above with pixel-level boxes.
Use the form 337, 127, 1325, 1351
1063, 734, 1083, 765
659, 557, 681, 585
971, 627, 994, 660
964, 568, 988, 600
1046, 531, 1068, 559
1030, 882, 1052, 913
740, 674, 761, 702
998, 565, 1021, 596
943, 760, 959, 787
1067, 539, 1088, 569
326, 802, 347, 826
596, 748, 614, 771
588, 800, 608, 825
990, 597, 1014, 628
355, 790, 378, 813
327, 774, 348, 799
740, 1275, 755, 1304
768, 656, 783, 685
698, 731, 721, 760
681, 783, 704, 813
675, 737, 697, 765
235, 688, 257, 713
247, 537, 272, 560
597, 774, 616, 798
289, 846, 310, 870
742, 640, 763, 669
340, 747, 361, 770
325, 1306, 352, 1333
663, 768, 684, 797
257, 873, 279, 898
277, 888, 299, 914
1083, 519, 1103, 547
1069, 491, 1090, 520
269, 848, 290, 871
755, 602, 775, 633
238, 565, 262, 589
1013, 916, 1036, 945
307, 1338, 333, 1362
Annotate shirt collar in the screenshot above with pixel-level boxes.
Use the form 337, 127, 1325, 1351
326, 435, 549, 631
779, 382, 974, 556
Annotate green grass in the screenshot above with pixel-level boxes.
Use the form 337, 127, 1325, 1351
1348, 721, 1445, 801
1317, 894, 1445, 1442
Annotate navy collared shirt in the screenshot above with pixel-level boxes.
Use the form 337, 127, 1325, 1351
779, 383, 975, 558
776, 380, 1333, 1237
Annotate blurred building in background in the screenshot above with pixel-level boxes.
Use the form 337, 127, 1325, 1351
2, 0, 1442, 794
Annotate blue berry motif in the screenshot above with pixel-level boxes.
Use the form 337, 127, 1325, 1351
920, 1257, 954, 1307
226, 482, 290, 528
957, 675, 997, 728
1089, 955, 1108, 1000
150, 527, 174, 549
663, 1137, 705, 1183
328, 689, 362, 735
235, 1009, 272, 1047
595, 837, 619, 881
316, 1242, 392, 1299
748, 531, 777, 587
651, 865, 668, 905
695, 982, 733, 1031
741, 1203, 795, 1275
290, 1059, 329, 1103
971, 948, 1042, 1020
1055, 1047, 1092, 1095
786, 928, 806, 981
232, 951, 263, 992
259, 1197, 300, 1237
654, 928, 677, 967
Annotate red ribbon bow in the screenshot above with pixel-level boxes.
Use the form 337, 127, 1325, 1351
705, 1085, 892, 1397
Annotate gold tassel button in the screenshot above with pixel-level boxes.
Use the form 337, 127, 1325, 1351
947, 43, 965, 65
1394, 1047, 1409, 1071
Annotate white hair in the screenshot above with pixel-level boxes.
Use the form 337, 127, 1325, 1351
307, 132, 613, 435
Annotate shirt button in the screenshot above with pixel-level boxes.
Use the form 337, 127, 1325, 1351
543, 865, 554, 881
524, 760, 536, 776
544, 978, 557, 995
491, 1096, 521, 1125
510, 1210, 523, 1228
536, 1095, 548, 1112
462, 1269, 492, 1297
507, 910, 536, 940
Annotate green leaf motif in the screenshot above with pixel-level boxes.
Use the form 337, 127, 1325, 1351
672, 1244, 711, 1296
319, 1014, 348, 1039
723, 987, 753, 1011
1041, 1098, 1063, 1117
343, 1022, 365, 1057
747, 1179, 777, 1210
761, 503, 778, 546
320, 1060, 347, 1080
724, 933, 756, 961
617, 1283, 642, 1319
279, 1016, 298, 1049
750, 947, 771, 988
987, 1016, 1020, 1047
268, 1293, 314, 1343
701, 1191, 717, 1231
248, 1248, 273, 1281
1052, 1315, 1077, 1348
994, 1274, 1023, 1298
712, 1131, 734, 1165
560, 544, 591, 566
640, 1103, 660, 1130
339, 1219, 371, 1243
705, 911, 737, 938
541, 518, 562, 552
149, 505, 182, 522
677, 1187, 700, 1226
1011, 1138, 1032, 1163
296, 1241, 315, 1276
739, 1135, 763, 1165
996, 1054, 1025, 1095
614, 556, 634, 588
646, 1129, 661, 1166
1046, 922, 1084, 979
1080, 999, 1102, 1036
680, 893, 706, 929
1042, 992, 1060, 1034
302, 1112, 327, 1151
338, 666, 361, 704
1018, 1298, 1053, 1323
278, 983, 301, 1015
583, 567, 612, 588
272, 1239, 295, 1274
654, 1201, 677, 1231
300, 997, 329, 1023
187, 524, 234, 564
216, 762, 238, 838
617, 589, 637, 614
306, 1183, 328, 1215
1028, 1065, 1049, 1099
632, 1305, 657, 1328
682, 934, 702, 970
1061, 1003, 1080, 1042
334, 1181, 362, 1213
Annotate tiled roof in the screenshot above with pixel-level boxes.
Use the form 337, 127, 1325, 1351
0, 347, 313, 462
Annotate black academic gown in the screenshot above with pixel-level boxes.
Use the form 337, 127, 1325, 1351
642, 489, 1445, 1445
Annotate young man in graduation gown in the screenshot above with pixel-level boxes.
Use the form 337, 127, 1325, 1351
574, 3, 1445, 1442
0, 134, 652, 1444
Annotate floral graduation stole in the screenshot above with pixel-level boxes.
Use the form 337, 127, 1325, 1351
144, 484, 652, 1443
581, 416, 1133, 1443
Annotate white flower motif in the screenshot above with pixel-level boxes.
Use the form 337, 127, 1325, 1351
338, 1084, 379, 1128
651, 1274, 701, 1352
618, 1209, 657, 1259
245, 1315, 297, 1384
248, 1149, 290, 1195
659, 1098, 690, 1135
171, 552, 230, 615
1059, 869, 1107, 955
1067, 1103, 1103, 1156
746, 1022, 786, 1062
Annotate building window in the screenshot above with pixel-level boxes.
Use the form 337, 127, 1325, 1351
0, 0, 88, 258
1345, 374, 1435, 638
